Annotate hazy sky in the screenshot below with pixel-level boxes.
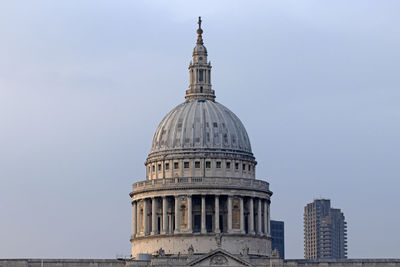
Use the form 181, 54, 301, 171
1, 0, 399, 259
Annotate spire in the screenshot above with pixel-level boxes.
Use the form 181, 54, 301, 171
185, 17, 215, 101
197, 16, 203, 45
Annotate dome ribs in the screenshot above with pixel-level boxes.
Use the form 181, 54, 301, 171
147, 100, 254, 161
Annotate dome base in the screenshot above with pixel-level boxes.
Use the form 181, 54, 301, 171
131, 233, 271, 257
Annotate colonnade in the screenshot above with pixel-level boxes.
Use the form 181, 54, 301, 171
131, 194, 270, 238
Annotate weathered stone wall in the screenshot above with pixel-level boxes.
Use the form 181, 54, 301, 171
2, 258, 400, 267
132, 234, 270, 257
0, 259, 128, 267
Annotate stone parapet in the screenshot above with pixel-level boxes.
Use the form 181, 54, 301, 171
3, 258, 400, 267
130, 177, 270, 196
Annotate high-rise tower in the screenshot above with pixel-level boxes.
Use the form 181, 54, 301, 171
304, 199, 348, 259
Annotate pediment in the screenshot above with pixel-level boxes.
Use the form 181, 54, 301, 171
188, 248, 253, 266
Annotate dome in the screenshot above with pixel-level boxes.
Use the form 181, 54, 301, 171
149, 99, 253, 158
193, 43, 207, 54
131, 18, 272, 260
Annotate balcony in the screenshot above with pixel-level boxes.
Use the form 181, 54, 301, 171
131, 177, 270, 195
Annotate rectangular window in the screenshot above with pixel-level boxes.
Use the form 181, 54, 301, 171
165, 163, 169, 170
184, 162, 190, 168
216, 161, 221, 168
235, 163, 239, 170
199, 69, 203, 81
174, 162, 179, 169
248, 165, 251, 171
242, 164, 246, 171
152, 165, 155, 172
158, 164, 161, 171
195, 161, 201, 168
226, 162, 231, 169
206, 161, 211, 168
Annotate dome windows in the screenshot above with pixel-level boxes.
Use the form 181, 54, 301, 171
206, 161, 211, 168
226, 162, 231, 169
146, 159, 255, 179
216, 161, 221, 168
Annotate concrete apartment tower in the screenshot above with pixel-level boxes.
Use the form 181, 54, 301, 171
304, 199, 348, 259
129, 17, 273, 261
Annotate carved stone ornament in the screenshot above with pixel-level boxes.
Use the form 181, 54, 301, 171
242, 245, 249, 256
188, 244, 194, 255
210, 255, 228, 265
215, 233, 222, 247
157, 247, 165, 256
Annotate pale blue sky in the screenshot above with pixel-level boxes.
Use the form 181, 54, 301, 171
0, 0, 399, 259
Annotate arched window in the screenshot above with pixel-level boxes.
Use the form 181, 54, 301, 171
199, 70, 204, 81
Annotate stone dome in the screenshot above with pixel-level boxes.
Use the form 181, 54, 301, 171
149, 99, 253, 159
193, 43, 207, 54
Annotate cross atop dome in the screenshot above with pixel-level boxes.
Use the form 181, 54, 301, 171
197, 16, 203, 44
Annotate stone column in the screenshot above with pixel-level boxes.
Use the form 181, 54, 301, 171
249, 197, 255, 234
162, 196, 168, 234
201, 195, 206, 233
187, 195, 193, 232
240, 197, 245, 233
215, 195, 220, 233
132, 201, 137, 236
263, 199, 268, 235
174, 196, 180, 233
227, 195, 232, 233
258, 198, 262, 235
151, 197, 157, 235
144, 199, 149, 235
267, 201, 270, 235
136, 201, 141, 234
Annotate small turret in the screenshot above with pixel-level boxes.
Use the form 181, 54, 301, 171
185, 17, 215, 101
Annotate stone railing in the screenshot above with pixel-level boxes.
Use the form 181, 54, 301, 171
131, 177, 270, 194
